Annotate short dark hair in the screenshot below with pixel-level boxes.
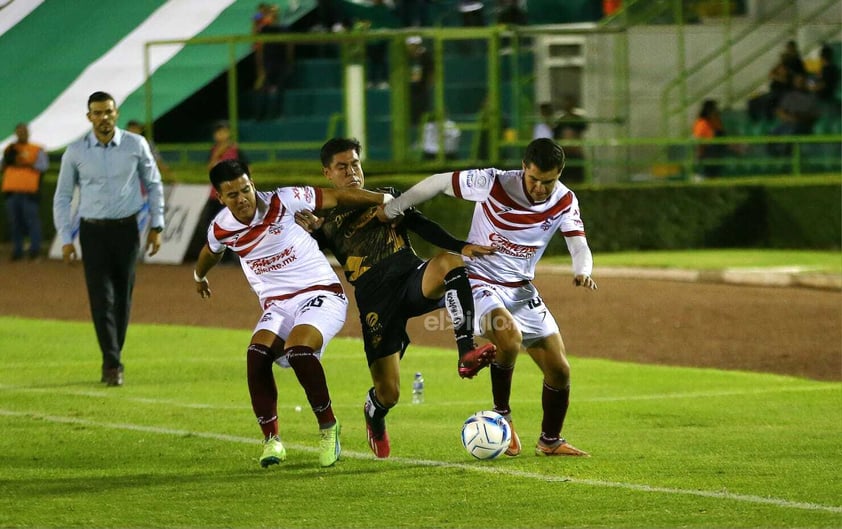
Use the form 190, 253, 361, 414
87, 91, 115, 109
320, 137, 361, 167
523, 138, 565, 173
209, 159, 251, 191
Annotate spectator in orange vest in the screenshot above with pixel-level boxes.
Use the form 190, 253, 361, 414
1, 123, 48, 261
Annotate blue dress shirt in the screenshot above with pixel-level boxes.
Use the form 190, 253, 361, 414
53, 128, 165, 245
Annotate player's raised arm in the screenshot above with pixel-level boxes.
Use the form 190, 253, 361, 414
378, 172, 453, 221
316, 187, 390, 212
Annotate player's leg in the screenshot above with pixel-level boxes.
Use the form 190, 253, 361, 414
248, 328, 287, 467
283, 292, 347, 467
420, 252, 495, 377
364, 352, 400, 458
482, 305, 524, 456
525, 333, 589, 457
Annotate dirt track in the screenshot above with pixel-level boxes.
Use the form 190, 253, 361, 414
1, 259, 839, 381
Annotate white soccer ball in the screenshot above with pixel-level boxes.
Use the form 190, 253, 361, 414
461, 411, 512, 460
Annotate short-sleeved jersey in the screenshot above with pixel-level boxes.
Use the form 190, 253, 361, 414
207, 187, 342, 308
448, 168, 585, 283
318, 199, 413, 284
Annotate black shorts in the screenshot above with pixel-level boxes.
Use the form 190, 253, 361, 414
354, 249, 443, 365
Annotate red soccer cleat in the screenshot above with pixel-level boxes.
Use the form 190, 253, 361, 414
363, 402, 390, 458
458, 343, 497, 379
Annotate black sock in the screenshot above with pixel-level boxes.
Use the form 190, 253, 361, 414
364, 387, 391, 435
444, 266, 475, 356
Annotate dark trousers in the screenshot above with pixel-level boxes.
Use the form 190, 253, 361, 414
79, 219, 140, 371
5, 192, 42, 259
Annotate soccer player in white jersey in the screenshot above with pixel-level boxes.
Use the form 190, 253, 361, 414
193, 159, 388, 468
379, 138, 597, 457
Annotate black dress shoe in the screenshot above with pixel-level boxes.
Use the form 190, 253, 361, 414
104, 367, 123, 387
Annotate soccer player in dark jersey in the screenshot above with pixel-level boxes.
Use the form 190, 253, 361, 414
294, 137, 496, 459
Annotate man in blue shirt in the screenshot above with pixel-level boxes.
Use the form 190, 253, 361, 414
53, 91, 166, 387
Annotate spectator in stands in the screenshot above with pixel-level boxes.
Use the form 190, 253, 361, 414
192, 121, 250, 261
497, 0, 527, 25
422, 116, 461, 161
354, 0, 400, 89
397, 0, 430, 27
407, 35, 433, 127
809, 44, 841, 115
748, 41, 806, 122
1, 123, 48, 261
692, 99, 728, 178
458, 1, 486, 54
251, 3, 274, 90
553, 95, 588, 183
255, 5, 292, 120
126, 120, 173, 182
768, 73, 820, 156
533, 102, 556, 140
497, 0, 527, 53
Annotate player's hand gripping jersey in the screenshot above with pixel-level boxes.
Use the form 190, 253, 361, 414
207, 187, 343, 307
451, 169, 585, 283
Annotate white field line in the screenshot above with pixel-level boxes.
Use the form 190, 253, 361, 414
0, 383, 837, 413
1, 408, 840, 515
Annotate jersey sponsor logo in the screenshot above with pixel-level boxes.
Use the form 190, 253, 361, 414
247, 246, 297, 274
488, 232, 538, 259
344, 207, 378, 238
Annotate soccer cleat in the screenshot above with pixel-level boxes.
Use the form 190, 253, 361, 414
458, 343, 497, 379
364, 403, 391, 458
259, 435, 287, 467
535, 438, 590, 457
318, 420, 341, 467
504, 416, 522, 457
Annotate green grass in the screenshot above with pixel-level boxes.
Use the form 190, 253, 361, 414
1, 317, 840, 528
543, 249, 842, 273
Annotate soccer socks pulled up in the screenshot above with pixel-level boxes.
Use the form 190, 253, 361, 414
490, 362, 515, 416
285, 345, 336, 428
443, 266, 475, 356
539, 382, 571, 444
247, 343, 279, 438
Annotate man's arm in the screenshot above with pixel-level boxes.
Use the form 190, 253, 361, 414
316, 187, 389, 211
380, 172, 452, 220
403, 210, 494, 258
565, 235, 597, 290
53, 149, 78, 263
193, 243, 226, 299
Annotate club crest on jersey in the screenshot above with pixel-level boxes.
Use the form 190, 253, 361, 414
292, 187, 314, 203
465, 172, 488, 189
540, 218, 552, 231
268, 222, 284, 235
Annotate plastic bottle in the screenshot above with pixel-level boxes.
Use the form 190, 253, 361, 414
411, 372, 424, 404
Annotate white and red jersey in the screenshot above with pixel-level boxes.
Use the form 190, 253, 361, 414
447, 168, 586, 283
207, 187, 343, 308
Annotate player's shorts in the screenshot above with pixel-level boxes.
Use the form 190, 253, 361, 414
470, 279, 560, 347
354, 249, 442, 366
254, 286, 348, 368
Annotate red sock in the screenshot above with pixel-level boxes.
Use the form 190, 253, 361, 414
540, 382, 570, 443
490, 362, 514, 416
247, 344, 278, 438
285, 345, 336, 428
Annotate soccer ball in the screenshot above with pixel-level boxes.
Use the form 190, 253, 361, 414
461, 411, 512, 460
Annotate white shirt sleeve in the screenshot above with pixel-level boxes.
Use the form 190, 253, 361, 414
565, 235, 593, 277
382, 172, 454, 219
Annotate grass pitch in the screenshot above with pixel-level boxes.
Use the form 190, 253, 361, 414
0, 317, 840, 528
